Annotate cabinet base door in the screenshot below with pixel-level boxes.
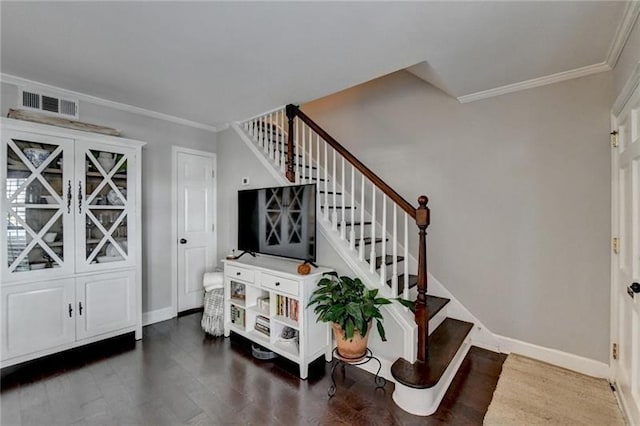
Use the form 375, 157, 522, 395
1, 279, 75, 361
75, 270, 136, 340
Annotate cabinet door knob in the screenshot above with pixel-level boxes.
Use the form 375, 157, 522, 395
275, 282, 280, 286
79, 301, 83, 315
179, 238, 187, 244
68, 303, 73, 318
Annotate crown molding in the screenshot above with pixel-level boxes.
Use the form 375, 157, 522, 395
457, 62, 611, 104
1, 73, 219, 133
606, 0, 640, 68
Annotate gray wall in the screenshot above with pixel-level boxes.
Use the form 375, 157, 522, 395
1, 81, 217, 314
303, 71, 613, 362
613, 15, 640, 98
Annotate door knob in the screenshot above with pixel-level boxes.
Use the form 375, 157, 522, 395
179, 238, 187, 244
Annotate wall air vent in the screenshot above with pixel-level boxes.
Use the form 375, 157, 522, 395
18, 88, 79, 119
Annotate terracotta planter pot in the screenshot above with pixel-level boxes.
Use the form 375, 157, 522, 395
332, 322, 371, 361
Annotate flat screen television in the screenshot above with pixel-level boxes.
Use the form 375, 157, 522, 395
238, 183, 316, 262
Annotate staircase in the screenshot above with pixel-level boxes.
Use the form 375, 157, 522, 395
234, 104, 474, 416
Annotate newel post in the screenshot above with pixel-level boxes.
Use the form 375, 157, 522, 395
285, 104, 298, 183
415, 195, 430, 362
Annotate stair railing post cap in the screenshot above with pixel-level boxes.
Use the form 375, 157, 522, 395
416, 195, 430, 228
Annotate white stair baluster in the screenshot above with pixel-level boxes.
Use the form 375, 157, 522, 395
324, 141, 329, 221
392, 205, 398, 297
331, 148, 337, 229
359, 174, 365, 260
295, 118, 300, 184
308, 127, 313, 184
275, 112, 280, 168
301, 122, 306, 183
268, 113, 274, 160
349, 165, 356, 251
369, 185, 376, 274
280, 110, 286, 173
380, 195, 387, 287
261, 117, 267, 152
404, 213, 409, 302
340, 157, 346, 239
253, 118, 257, 143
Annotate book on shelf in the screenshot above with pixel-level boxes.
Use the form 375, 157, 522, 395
275, 295, 299, 322
255, 315, 270, 327
230, 305, 245, 327
254, 323, 270, 336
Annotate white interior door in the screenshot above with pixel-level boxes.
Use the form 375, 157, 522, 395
612, 83, 640, 425
176, 149, 216, 312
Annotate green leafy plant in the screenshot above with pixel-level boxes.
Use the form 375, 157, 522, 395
309, 271, 409, 341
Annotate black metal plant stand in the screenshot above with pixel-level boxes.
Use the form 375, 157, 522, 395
328, 348, 386, 397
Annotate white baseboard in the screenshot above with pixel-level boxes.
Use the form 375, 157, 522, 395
496, 334, 610, 378
142, 306, 176, 326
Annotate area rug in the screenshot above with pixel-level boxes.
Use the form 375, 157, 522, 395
484, 354, 625, 425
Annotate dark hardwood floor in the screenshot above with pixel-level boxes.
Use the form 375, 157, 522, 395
1, 313, 506, 425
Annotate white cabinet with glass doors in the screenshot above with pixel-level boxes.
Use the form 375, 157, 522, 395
0, 118, 144, 367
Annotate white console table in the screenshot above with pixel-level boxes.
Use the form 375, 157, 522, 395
223, 255, 333, 379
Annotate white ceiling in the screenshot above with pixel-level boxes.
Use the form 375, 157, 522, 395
0, 2, 628, 128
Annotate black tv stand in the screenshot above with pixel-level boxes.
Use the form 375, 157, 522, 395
302, 259, 318, 268
231, 251, 256, 260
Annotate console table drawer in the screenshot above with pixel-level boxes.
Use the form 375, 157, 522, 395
261, 273, 298, 296
226, 265, 255, 283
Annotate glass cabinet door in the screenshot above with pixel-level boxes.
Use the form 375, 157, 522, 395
75, 141, 135, 271
2, 131, 74, 280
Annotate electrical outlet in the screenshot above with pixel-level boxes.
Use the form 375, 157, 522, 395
241, 177, 250, 185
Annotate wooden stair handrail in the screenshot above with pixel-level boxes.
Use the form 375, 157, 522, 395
291, 105, 417, 220
276, 104, 430, 364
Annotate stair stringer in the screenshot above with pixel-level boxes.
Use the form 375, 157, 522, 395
232, 122, 418, 364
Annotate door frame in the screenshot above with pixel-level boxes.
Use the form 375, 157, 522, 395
170, 146, 217, 317
610, 61, 640, 422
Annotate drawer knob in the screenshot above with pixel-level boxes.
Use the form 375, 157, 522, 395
236, 272, 241, 276
275, 282, 280, 286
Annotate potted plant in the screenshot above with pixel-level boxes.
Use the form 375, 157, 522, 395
309, 271, 411, 361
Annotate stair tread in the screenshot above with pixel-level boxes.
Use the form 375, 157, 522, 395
387, 274, 418, 293
425, 295, 450, 318
338, 221, 372, 227
354, 237, 387, 247
385, 274, 445, 296
390, 318, 474, 389
370, 255, 404, 269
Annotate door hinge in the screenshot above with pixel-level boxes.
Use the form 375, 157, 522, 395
611, 131, 619, 148
212, 170, 215, 179
613, 237, 620, 254
612, 343, 618, 360
211, 224, 215, 232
